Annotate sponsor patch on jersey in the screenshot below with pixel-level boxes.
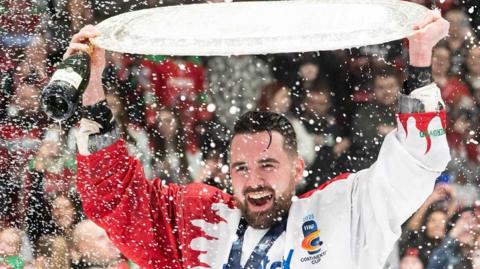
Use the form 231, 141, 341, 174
299, 214, 327, 265
419, 128, 445, 137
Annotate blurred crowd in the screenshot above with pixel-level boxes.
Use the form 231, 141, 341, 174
0, 0, 479, 268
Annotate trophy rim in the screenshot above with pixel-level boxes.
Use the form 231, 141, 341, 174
92, 0, 429, 56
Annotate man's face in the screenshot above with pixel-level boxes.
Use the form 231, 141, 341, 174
230, 131, 304, 229
373, 76, 400, 106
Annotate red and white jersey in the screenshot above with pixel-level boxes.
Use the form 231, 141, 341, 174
77, 91, 450, 269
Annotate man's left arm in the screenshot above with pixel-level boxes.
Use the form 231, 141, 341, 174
349, 11, 451, 267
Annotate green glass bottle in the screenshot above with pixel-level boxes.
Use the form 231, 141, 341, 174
41, 52, 90, 121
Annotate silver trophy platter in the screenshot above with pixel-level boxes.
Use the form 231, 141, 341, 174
92, 0, 429, 56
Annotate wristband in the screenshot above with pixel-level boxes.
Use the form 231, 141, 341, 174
403, 65, 433, 95
81, 100, 115, 133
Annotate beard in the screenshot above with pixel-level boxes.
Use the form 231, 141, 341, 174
235, 178, 295, 229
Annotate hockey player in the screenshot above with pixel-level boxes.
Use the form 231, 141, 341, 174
70, 10, 450, 269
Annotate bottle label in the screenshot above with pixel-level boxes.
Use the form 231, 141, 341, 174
50, 67, 83, 89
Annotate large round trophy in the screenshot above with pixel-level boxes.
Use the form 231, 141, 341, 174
92, 0, 429, 56
42, 0, 430, 121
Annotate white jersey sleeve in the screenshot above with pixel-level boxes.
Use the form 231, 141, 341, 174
350, 84, 450, 268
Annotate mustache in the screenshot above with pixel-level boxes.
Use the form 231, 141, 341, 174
243, 185, 275, 196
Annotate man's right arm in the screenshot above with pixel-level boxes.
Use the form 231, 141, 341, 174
69, 26, 183, 268
76, 139, 184, 268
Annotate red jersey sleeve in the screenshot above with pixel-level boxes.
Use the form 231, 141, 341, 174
76, 140, 235, 268
77, 140, 183, 268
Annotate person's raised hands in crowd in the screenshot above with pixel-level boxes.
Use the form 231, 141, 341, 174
427, 184, 453, 203
406, 183, 456, 231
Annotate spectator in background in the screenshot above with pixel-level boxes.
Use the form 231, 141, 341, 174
106, 93, 152, 179
276, 51, 351, 118
45, 0, 93, 60
446, 107, 480, 185
296, 56, 321, 105
24, 133, 85, 269
15, 36, 50, 87
400, 248, 424, 269
148, 108, 192, 184
34, 126, 76, 194
399, 184, 458, 267
464, 46, 480, 98
140, 56, 206, 155
473, 232, 480, 269
431, 45, 470, 106
0, 227, 25, 269
0, 81, 46, 227
300, 80, 351, 192
0, 0, 41, 49
264, 52, 348, 119
256, 81, 315, 168
0, 51, 16, 121
427, 208, 479, 269
444, 8, 474, 75
72, 220, 134, 269
194, 120, 230, 192
347, 48, 376, 104
102, 52, 144, 125
351, 67, 401, 170
28, 190, 83, 269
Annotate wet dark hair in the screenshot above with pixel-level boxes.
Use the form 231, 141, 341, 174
232, 111, 297, 156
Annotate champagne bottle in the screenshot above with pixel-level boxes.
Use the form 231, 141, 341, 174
41, 52, 91, 121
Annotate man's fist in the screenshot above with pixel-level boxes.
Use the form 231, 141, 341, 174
408, 10, 450, 67
65, 25, 106, 106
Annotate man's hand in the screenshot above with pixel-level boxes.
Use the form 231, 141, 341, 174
408, 10, 450, 67
64, 25, 106, 106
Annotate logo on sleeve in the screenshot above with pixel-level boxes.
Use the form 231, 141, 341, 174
300, 214, 327, 264
419, 128, 445, 137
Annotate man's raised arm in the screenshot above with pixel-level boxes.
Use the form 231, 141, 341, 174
68, 26, 184, 269
349, 10, 451, 268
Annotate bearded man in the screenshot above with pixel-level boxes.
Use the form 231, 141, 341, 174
70, 10, 450, 269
